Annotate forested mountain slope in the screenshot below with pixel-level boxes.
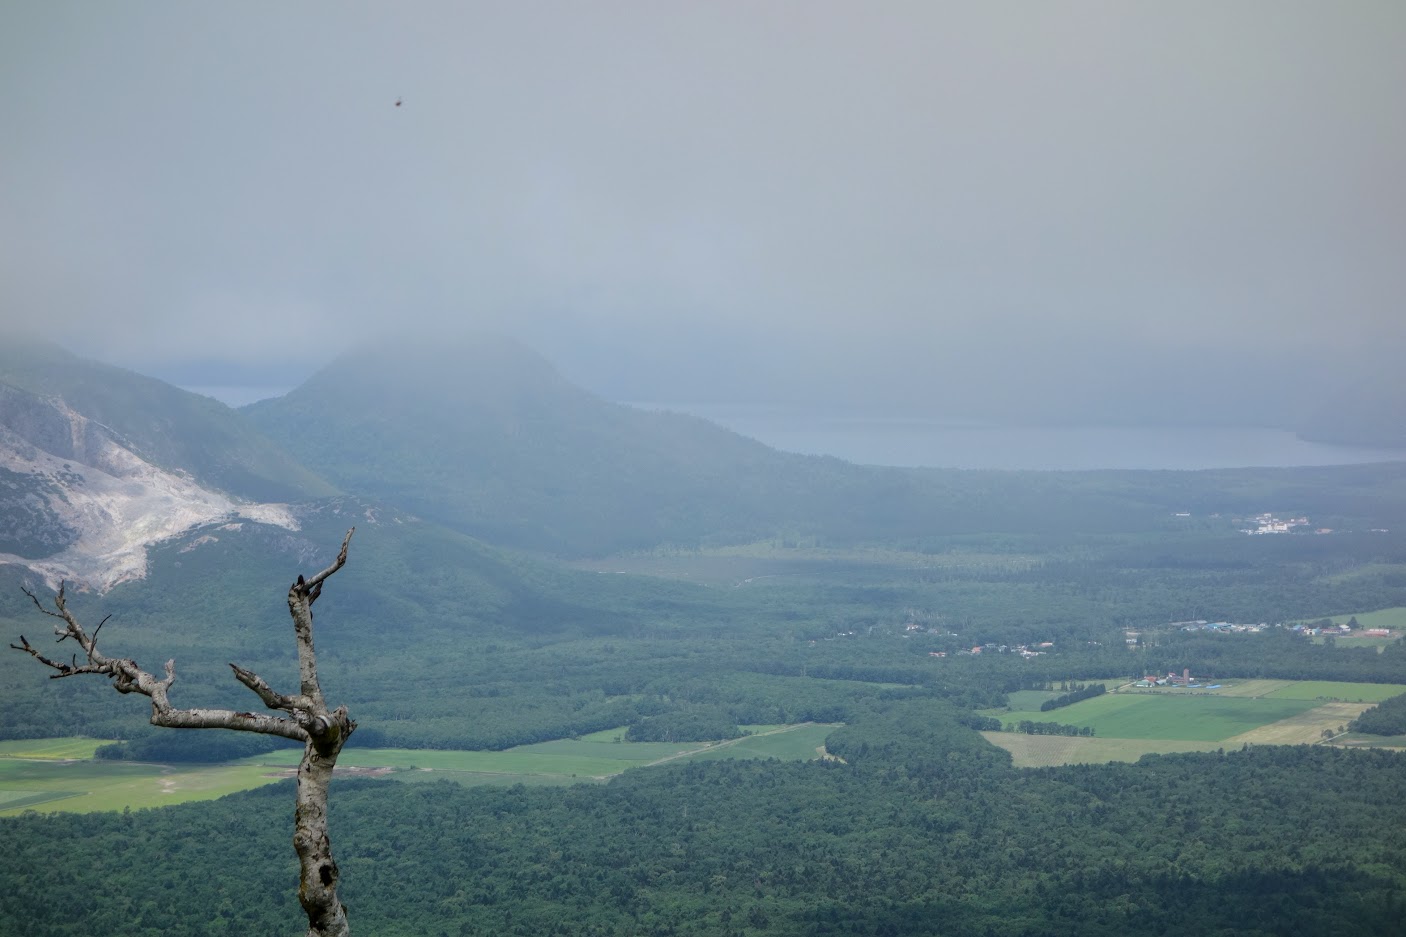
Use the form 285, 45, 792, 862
243, 333, 865, 555
0, 497, 762, 749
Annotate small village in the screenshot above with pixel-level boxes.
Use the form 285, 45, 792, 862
1131, 668, 1224, 689
1126, 619, 1393, 647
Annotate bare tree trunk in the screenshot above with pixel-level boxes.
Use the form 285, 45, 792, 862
296, 727, 352, 937
12, 529, 358, 937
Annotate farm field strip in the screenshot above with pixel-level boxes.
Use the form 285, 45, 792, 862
0, 724, 836, 815
981, 733, 1224, 768
985, 678, 1404, 766
1224, 702, 1374, 746
0, 738, 109, 760
1000, 692, 1321, 741
1262, 681, 1406, 702
0, 759, 284, 817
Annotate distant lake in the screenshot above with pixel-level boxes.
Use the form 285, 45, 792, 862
643, 405, 1406, 471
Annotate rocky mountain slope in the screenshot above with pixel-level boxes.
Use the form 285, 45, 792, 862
0, 340, 329, 590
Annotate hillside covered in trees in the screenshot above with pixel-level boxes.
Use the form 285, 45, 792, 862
3, 702, 1404, 937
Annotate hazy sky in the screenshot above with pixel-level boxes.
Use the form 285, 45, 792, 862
3, 3, 1403, 421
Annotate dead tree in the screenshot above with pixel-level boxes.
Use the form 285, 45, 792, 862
11, 529, 358, 937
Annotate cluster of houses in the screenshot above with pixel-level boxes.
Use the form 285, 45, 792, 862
1239, 512, 1311, 535
1126, 620, 1393, 651
928, 641, 1054, 659
1292, 621, 1393, 638
1171, 620, 1270, 633
1133, 669, 1223, 689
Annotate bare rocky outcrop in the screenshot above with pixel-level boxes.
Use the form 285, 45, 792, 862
0, 386, 297, 591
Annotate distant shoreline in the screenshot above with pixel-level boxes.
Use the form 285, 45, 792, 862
632, 405, 1406, 472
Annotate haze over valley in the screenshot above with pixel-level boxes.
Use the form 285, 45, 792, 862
3, 5, 1406, 936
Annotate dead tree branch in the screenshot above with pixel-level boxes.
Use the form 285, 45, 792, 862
12, 528, 358, 937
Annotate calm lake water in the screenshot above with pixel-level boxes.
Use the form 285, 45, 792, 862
651, 405, 1406, 471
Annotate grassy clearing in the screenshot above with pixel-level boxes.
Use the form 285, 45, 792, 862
1262, 681, 1406, 702
1000, 693, 1321, 741
1331, 732, 1406, 751
1003, 690, 1059, 710
0, 738, 110, 760
1322, 607, 1406, 630
1224, 702, 1374, 746
263, 724, 838, 780
681, 724, 838, 763
0, 789, 86, 810
248, 746, 664, 779
0, 758, 284, 817
0, 725, 835, 814
982, 733, 1223, 767
988, 679, 1406, 766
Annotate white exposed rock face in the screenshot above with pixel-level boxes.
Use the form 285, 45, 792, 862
0, 394, 298, 592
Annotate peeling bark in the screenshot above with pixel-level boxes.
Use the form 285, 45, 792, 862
12, 528, 358, 937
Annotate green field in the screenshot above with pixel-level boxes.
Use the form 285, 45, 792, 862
1263, 681, 1406, 702
680, 725, 836, 762
1003, 690, 1060, 710
999, 692, 1321, 741
0, 758, 284, 816
983, 678, 1406, 766
0, 738, 109, 759
249, 724, 837, 779
981, 733, 1225, 767
1323, 607, 1406, 630
0, 725, 836, 815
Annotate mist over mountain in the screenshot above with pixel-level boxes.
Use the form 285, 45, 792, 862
241, 333, 1406, 557
242, 333, 853, 555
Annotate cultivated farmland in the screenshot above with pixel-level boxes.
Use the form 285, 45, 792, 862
983, 678, 1400, 767
0, 724, 836, 815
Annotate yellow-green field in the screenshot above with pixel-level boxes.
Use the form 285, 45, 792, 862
0, 723, 837, 816
981, 733, 1224, 767
0, 738, 109, 759
983, 678, 1400, 767
0, 757, 285, 815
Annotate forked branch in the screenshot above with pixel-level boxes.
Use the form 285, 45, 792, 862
11, 528, 359, 937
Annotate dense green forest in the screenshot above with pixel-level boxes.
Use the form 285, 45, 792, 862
1350, 691, 1406, 736
3, 701, 1403, 936
5, 499, 1406, 758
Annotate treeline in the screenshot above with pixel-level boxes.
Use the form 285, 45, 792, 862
1007, 720, 1095, 736
1041, 683, 1106, 711
1142, 628, 1406, 685
95, 732, 295, 763
1349, 692, 1406, 736
624, 707, 741, 743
